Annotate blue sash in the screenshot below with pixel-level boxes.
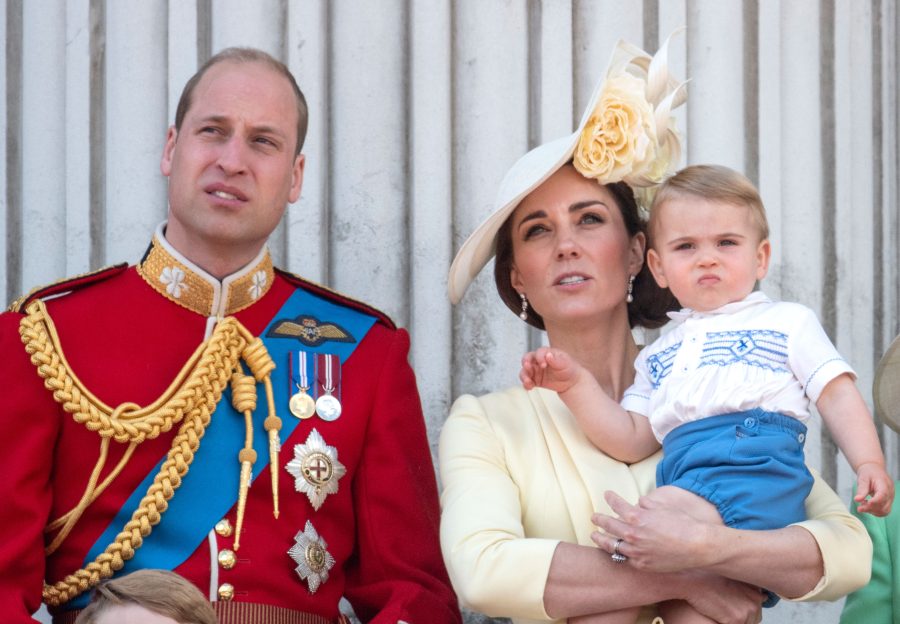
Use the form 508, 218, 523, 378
71, 287, 376, 607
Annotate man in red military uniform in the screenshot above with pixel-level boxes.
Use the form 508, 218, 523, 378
0, 47, 460, 624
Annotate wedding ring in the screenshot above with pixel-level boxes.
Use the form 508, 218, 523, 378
611, 538, 627, 563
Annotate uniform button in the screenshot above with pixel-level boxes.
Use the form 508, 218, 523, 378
218, 583, 235, 601
218, 549, 237, 570
215, 519, 233, 537
743, 417, 755, 427
798, 433, 806, 443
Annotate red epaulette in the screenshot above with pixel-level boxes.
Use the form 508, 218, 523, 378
275, 267, 396, 330
7, 263, 129, 313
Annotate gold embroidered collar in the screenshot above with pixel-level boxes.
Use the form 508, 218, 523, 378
137, 225, 275, 318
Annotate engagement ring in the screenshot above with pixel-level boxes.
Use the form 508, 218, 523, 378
611, 538, 628, 563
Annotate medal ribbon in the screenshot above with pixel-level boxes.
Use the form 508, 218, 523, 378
315, 353, 341, 402
289, 350, 312, 394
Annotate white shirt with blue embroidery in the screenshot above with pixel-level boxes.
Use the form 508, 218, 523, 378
621, 291, 855, 442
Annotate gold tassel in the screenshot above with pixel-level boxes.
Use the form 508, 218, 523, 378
231, 373, 258, 550
263, 380, 281, 518
240, 333, 282, 519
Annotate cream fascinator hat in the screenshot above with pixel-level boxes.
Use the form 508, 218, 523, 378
447, 32, 687, 304
874, 334, 900, 434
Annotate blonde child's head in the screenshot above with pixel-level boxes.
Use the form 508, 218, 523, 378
648, 165, 769, 244
646, 165, 771, 312
75, 569, 217, 624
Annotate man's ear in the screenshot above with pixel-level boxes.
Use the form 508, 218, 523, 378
160, 126, 178, 177
288, 154, 305, 203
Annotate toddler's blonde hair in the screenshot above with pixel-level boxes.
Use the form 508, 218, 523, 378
649, 164, 769, 244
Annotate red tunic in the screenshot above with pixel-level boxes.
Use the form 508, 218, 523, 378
0, 234, 459, 623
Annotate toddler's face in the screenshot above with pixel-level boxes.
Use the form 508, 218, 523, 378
647, 196, 770, 312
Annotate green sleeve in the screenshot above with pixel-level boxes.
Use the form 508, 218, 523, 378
839, 483, 898, 624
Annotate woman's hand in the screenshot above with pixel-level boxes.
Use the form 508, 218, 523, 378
592, 487, 723, 572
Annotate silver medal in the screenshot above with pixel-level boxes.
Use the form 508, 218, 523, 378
315, 393, 342, 421
287, 520, 335, 593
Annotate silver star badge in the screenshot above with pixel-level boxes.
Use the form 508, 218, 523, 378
288, 520, 335, 593
285, 428, 346, 510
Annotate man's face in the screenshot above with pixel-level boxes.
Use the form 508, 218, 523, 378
161, 60, 304, 265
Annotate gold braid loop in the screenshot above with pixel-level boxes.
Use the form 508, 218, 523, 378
241, 335, 275, 380
19, 299, 279, 607
19, 300, 231, 444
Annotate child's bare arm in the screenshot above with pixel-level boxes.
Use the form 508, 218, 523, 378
817, 373, 894, 516
520, 347, 659, 463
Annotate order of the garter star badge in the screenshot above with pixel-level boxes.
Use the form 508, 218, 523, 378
285, 429, 346, 510
288, 520, 335, 593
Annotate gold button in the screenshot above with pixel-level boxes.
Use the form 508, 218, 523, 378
218, 549, 237, 570
218, 582, 235, 601
215, 519, 233, 537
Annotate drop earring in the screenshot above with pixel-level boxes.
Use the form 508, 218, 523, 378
519, 293, 529, 320
626, 275, 634, 303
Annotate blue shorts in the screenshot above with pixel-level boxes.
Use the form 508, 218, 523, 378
656, 409, 814, 607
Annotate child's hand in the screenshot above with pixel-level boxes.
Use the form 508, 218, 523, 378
519, 347, 581, 394
854, 462, 895, 516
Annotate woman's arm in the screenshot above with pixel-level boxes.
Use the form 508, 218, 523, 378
439, 393, 761, 622
543, 542, 763, 623
592, 469, 872, 601
439, 394, 559, 619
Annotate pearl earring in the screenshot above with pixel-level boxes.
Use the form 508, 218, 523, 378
519, 293, 529, 320
626, 275, 635, 303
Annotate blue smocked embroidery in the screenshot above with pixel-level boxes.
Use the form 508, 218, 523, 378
699, 330, 790, 372
645, 341, 681, 387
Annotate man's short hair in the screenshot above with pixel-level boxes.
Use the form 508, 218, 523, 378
174, 47, 309, 156
74, 569, 217, 624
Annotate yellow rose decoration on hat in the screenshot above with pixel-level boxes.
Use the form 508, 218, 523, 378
574, 31, 685, 192
574, 73, 659, 185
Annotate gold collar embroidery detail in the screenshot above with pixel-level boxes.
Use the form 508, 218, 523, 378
137, 233, 275, 317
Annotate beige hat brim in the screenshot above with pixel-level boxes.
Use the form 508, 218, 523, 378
874, 333, 900, 434
446, 35, 683, 304
447, 132, 579, 304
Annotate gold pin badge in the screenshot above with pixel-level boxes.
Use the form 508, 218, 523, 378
288, 520, 335, 593
285, 429, 346, 510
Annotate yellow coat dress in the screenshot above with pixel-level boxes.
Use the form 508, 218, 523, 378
439, 386, 871, 624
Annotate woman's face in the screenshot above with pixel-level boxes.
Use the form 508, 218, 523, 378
509, 165, 644, 330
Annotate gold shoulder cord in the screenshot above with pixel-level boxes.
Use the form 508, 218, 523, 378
19, 299, 282, 606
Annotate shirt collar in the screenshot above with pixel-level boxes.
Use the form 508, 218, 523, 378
136, 222, 275, 318
667, 290, 772, 323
